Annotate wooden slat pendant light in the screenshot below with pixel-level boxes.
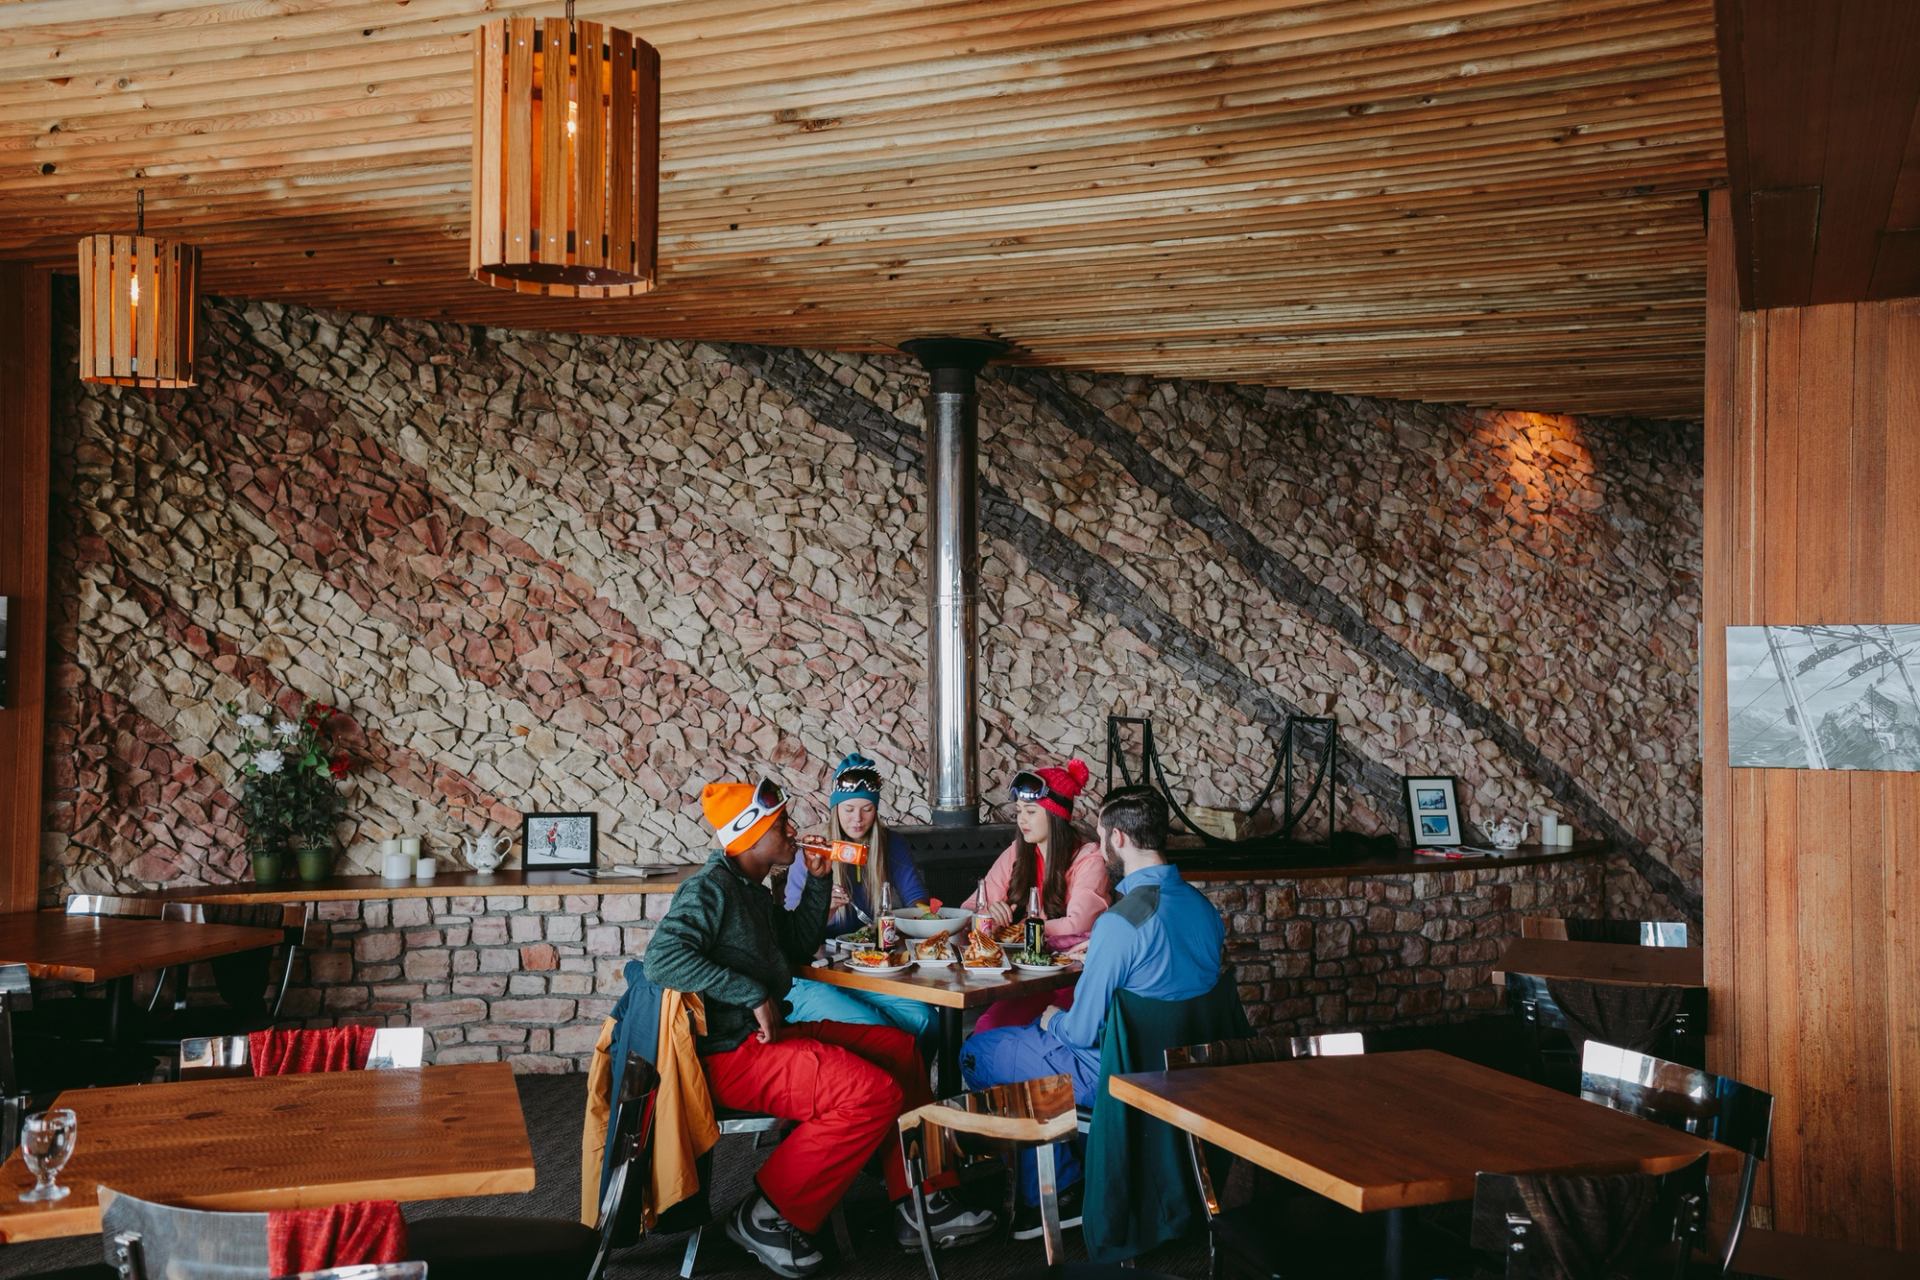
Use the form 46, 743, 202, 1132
471, 2, 660, 298
76, 191, 200, 389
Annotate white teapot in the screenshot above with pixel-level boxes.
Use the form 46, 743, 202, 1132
1487, 818, 1531, 851
452, 824, 512, 873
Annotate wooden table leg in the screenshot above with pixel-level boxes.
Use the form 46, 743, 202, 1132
103, 977, 133, 1046
936, 1007, 963, 1099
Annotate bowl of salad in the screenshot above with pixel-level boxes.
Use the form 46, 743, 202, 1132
886, 900, 975, 940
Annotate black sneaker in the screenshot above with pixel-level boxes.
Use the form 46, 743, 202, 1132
727, 1191, 826, 1279
894, 1190, 999, 1250
1009, 1181, 1084, 1241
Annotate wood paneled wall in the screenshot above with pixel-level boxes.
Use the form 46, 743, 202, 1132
0, 264, 49, 913
1703, 189, 1920, 1249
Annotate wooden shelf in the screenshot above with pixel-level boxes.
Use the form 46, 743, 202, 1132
128, 867, 692, 905
1176, 839, 1611, 883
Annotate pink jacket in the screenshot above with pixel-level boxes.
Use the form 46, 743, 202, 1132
963, 839, 1112, 951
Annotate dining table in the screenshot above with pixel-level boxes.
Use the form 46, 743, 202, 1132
1492, 937, 1706, 988
0, 1061, 535, 1243
795, 951, 1081, 1096
1108, 1048, 1741, 1280
0, 911, 288, 1043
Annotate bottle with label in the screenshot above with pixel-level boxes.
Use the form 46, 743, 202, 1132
876, 881, 898, 950
795, 835, 867, 867
1024, 884, 1046, 957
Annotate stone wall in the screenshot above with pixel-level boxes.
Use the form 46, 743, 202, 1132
254, 858, 1598, 1072
41, 286, 1701, 1061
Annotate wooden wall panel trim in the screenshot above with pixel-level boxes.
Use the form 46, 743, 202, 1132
1889, 779, 1920, 1250
1760, 769, 1805, 1226
1790, 304, 1853, 623
1703, 188, 1736, 1075
1846, 773, 1896, 1234
1758, 308, 1799, 621
0, 263, 49, 914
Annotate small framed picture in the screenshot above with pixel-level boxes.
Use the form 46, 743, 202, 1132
1402, 776, 1462, 847
523, 811, 597, 870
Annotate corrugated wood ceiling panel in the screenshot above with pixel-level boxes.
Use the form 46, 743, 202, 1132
0, 0, 1723, 416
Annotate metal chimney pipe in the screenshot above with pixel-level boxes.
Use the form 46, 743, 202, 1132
900, 337, 1008, 827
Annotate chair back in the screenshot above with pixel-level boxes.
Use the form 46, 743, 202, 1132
269, 1266, 427, 1280
98, 1185, 268, 1279
66, 895, 192, 922
0, 963, 31, 1155
166, 903, 312, 1022
1164, 1031, 1368, 1226
179, 1027, 428, 1079
1469, 1156, 1707, 1279
1579, 1041, 1774, 1274
587, 1053, 662, 1279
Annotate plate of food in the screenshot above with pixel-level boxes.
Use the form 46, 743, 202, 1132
828, 925, 877, 955
960, 929, 1011, 974
889, 899, 975, 940
992, 920, 1027, 945
912, 932, 957, 963
1010, 950, 1071, 974
846, 947, 913, 976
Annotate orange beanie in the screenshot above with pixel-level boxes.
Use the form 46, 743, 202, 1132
702, 780, 784, 855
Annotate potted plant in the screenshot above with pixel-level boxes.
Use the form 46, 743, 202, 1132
229, 698, 355, 883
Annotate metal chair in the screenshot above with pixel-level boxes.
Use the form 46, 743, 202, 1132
1468, 1156, 1708, 1279
148, 902, 312, 1039
176, 1027, 427, 1080
0, 963, 32, 1158
897, 1073, 1079, 1280
406, 1054, 661, 1280
1578, 1042, 1774, 1276
98, 1185, 270, 1278
1520, 917, 1690, 947
1163, 1033, 1366, 1280
678, 1109, 854, 1278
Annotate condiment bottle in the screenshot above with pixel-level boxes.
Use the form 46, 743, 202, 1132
796, 835, 867, 866
1024, 884, 1046, 956
876, 881, 898, 950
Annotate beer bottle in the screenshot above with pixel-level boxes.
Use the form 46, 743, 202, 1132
795, 835, 867, 867
1024, 884, 1046, 956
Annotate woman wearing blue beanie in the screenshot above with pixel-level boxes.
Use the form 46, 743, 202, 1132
783, 752, 938, 1045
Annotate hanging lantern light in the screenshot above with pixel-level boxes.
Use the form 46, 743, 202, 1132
471, 1, 661, 298
77, 190, 200, 388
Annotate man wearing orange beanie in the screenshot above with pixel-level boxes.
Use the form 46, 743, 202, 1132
645, 777, 995, 1278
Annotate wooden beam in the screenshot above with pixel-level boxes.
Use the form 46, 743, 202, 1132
0, 263, 49, 913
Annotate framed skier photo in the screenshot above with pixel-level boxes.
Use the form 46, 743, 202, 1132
522, 811, 598, 870
1402, 775, 1463, 847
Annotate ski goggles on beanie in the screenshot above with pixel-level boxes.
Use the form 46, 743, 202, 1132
702, 777, 788, 855
1011, 758, 1091, 821
830, 753, 883, 806
1010, 771, 1068, 811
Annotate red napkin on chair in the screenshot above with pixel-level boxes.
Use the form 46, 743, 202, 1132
268, 1200, 407, 1275
249, 1025, 379, 1076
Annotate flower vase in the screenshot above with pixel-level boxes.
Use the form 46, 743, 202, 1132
296, 844, 336, 883
252, 851, 283, 885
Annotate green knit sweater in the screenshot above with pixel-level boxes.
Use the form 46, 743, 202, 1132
642, 849, 833, 1054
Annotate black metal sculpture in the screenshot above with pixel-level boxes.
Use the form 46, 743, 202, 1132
1104, 713, 1340, 851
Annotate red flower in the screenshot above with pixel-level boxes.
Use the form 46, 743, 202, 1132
329, 754, 353, 779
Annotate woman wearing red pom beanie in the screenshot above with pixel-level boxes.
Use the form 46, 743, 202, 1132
963, 756, 1111, 1032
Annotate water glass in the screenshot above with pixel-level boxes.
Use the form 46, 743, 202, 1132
19, 1108, 76, 1203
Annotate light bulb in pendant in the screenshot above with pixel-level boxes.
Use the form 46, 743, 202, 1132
129, 274, 140, 306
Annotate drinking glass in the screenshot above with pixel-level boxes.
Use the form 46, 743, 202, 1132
19, 1109, 77, 1203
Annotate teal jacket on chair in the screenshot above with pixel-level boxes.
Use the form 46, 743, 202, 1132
1083, 971, 1250, 1262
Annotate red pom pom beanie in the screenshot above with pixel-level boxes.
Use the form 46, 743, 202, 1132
1033, 758, 1091, 821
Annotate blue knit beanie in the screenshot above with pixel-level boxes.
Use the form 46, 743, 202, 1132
830, 753, 883, 806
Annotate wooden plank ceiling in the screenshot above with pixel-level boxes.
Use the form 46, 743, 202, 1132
0, 0, 1723, 418
1715, 0, 1920, 310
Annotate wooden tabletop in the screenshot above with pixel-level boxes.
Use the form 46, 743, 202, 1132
125, 867, 692, 905
0, 912, 286, 983
1177, 838, 1611, 882
1108, 1050, 1741, 1213
796, 956, 1081, 1010
0, 1062, 535, 1243
1492, 938, 1706, 988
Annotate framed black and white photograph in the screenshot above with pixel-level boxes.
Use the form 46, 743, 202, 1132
523, 811, 597, 870
1402, 775, 1462, 846
1727, 624, 1920, 771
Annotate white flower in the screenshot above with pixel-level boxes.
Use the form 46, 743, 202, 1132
235, 712, 265, 730
273, 720, 301, 741
254, 749, 285, 775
